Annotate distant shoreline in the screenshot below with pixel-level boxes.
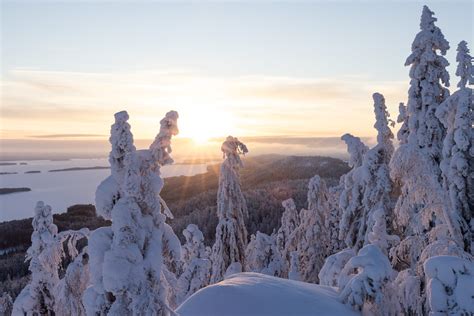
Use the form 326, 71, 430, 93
48, 166, 110, 172
0, 187, 31, 195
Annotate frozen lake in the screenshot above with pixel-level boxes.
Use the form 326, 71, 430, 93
0, 158, 208, 222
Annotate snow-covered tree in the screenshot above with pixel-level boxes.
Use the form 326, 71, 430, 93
293, 175, 331, 283
245, 232, 283, 277
177, 224, 211, 304
276, 198, 300, 277
368, 208, 400, 256
210, 136, 249, 283
424, 255, 474, 315
389, 7, 459, 257
13, 201, 88, 315
0, 292, 13, 316
319, 248, 356, 287
435, 40, 473, 254
339, 244, 396, 315
13, 201, 60, 315
84, 110, 181, 316
339, 93, 395, 250
396, 102, 410, 144
55, 248, 90, 316
405, 5, 450, 160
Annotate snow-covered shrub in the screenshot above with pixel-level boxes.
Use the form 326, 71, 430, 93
288, 251, 301, 281
177, 224, 211, 304
435, 40, 473, 254
339, 245, 396, 314
245, 232, 283, 277
392, 269, 423, 315
55, 248, 90, 316
368, 208, 399, 255
84, 110, 181, 316
424, 255, 474, 315
211, 136, 249, 283
319, 248, 356, 287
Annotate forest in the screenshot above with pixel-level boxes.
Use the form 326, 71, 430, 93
1, 5, 473, 316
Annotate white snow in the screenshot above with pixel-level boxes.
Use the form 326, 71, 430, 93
176, 273, 359, 316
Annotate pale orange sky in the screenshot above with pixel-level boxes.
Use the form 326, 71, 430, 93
1, 1, 471, 146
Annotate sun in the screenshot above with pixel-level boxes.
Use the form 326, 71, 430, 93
178, 108, 234, 144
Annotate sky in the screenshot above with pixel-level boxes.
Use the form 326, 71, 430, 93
0, 0, 473, 156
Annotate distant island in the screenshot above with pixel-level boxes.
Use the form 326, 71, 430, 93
49, 166, 110, 172
0, 163, 16, 166
0, 188, 31, 195
25, 171, 41, 174
0, 172, 18, 175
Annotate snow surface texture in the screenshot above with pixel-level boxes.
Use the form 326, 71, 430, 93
176, 273, 358, 316
210, 136, 249, 283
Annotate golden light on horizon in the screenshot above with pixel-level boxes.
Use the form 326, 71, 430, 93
178, 107, 236, 145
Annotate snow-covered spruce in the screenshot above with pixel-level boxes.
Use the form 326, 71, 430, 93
424, 255, 474, 315
389, 6, 465, 269
405, 5, 450, 161
293, 175, 331, 283
435, 40, 474, 254
210, 136, 249, 283
55, 248, 90, 316
339, 93, 395, 251
84, 110, 181, 315
177, 224, 211, 304
276, 198, 300, 278
245, 231, 283, 277
13, 201, 88, 315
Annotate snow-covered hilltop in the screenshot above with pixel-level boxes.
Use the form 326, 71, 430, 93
8, 5, 474, 316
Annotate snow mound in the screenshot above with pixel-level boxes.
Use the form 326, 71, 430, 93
176, 272, 359, 316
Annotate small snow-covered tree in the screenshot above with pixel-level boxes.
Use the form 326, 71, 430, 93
424, 255, 474, 315
13, 202, 88, 315
368, 208, 400, 255
55, 248, 90, 316
13, 201, 60, 315
210, 136, 249, 283
177, 224, 211, 304
396, 102, 410, 144
245, 232, 283, 277
435, 40, 473, 254
276, 198, 300, 277
339, 244, 396, 315
288, 251, 301, 282
84, 110, 181, 316
0, 292, 13, 316
293, 175, 331, 283
339, 93, 395, 251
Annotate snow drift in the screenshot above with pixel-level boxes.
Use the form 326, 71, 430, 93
176, 272, 358, 316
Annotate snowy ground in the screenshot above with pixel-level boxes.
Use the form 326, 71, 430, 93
176, 272, 359, 316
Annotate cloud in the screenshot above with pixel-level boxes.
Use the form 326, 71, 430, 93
29, 133, 106, 138
1, 69, 408, 139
